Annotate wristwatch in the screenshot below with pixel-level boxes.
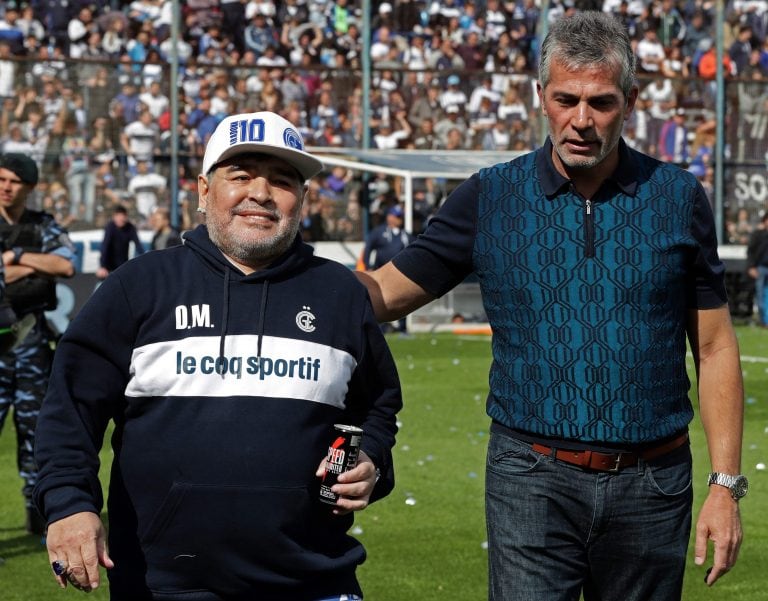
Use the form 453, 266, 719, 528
11, 246, 24, 265
707, 472, 748, 500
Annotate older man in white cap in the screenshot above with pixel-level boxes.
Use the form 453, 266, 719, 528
33, 112, 402, 601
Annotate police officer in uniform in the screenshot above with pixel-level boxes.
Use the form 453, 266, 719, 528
0, 153, 75, 536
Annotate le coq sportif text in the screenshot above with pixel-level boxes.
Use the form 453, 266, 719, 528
176, 351, 322, 380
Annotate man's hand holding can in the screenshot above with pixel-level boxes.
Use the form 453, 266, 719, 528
316, 450, 378, 515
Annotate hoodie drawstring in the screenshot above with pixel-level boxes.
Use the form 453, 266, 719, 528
218, 267, 270, 378
256, 280, 269, 358
218, 267, 231, 376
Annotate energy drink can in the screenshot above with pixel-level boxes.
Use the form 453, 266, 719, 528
319, 424, 363, 505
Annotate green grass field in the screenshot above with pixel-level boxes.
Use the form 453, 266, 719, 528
1, 327, 766, 599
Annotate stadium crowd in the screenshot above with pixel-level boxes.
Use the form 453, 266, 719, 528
0, 0, 767, 239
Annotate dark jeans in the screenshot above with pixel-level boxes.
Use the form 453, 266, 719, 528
485, 430, 692, 601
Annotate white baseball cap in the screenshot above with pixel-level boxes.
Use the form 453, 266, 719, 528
201, 111, 324, 181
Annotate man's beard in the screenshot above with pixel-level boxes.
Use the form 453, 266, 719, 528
207, 203, 301, 267
551, 128, 622, 172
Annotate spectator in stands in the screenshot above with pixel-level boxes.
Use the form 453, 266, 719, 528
113, 79, 142, 125
403, 30, 430, 72
681, 11, 711, 65
746, 46, 768, 76
411, 117, 439, 149
635, 24, 666, 73
370, 24, 393, 62
0, 4, 25, 56
323, 166, 351, 197
697, 39, 734, 108
373, 66, 400, 94
256, 44, 287, 67
439, 74, 468, 111
660, 43, 690, 96
0, 42, 16, 99
275, 0, 308, 31
458, 0, 480, 34
245, 11, 278, 56
468, 75, 501, 115
434, 104, 467, 147
729, 24, 756, 76
743, 2, 768, 44
373, 113, 412, 149
311, 88, 339, 130
128, 0, 165, 30
386, 88, 409, 119
441, 125, 468, 150
655, 0, 686, 48
126, 29, 152, 68
658, 107, 690, 164
1, 122, 34, 155
431, 0, 462, 29
121, 109, 160, 172
280, 68, 309, 108
639, 78, 677, 156
138, 80, 169, 120
430, 37, 465, 72
101, 13, 128, 58
409, 80, 444, 127
128, 159, 167, 221
737, 62, 768, 115
158, 28, 193, 65
188, 97, 220, 148
15, 4, 45, 45
485, 0, 508, 41
468, 96, 498, 148
337, 110, 360, 146
284, 22, 323, 65
220, 0, 247, 53
89, 115, 116, 163
372, 1, 395, 33
482, 119, 512, 150
61, 119, 95, 224
67, 6, 95, 59
498, 85, 529, 124
141, 47, 164, 88
83, 66, 113, 120
42, 101, 69, 182
456, 30, 485, 71
698, 38, 733, 80
299, 183, 325, 242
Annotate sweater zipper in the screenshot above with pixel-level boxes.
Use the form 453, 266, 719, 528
584, 198, 595, 258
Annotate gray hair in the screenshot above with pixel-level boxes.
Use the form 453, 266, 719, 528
539, 12, 636, 100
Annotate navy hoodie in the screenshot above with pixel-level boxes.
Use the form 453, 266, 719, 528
34, 226, 402, 601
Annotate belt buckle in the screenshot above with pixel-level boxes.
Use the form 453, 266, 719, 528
609, 452, 624, 473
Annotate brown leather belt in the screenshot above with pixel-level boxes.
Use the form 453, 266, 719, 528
531, 433, 689, 473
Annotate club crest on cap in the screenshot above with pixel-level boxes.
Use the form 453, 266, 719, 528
283, 128, 304, 151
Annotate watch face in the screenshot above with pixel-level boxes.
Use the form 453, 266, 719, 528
733, 475, 749, 499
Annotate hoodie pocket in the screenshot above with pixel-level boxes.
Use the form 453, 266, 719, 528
140, 482, 360, 595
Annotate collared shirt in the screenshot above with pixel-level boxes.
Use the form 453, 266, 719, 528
394, 138, 726, 444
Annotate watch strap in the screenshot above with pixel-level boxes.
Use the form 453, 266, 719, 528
11, 246, 24, 265
707, 472, 748, 500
